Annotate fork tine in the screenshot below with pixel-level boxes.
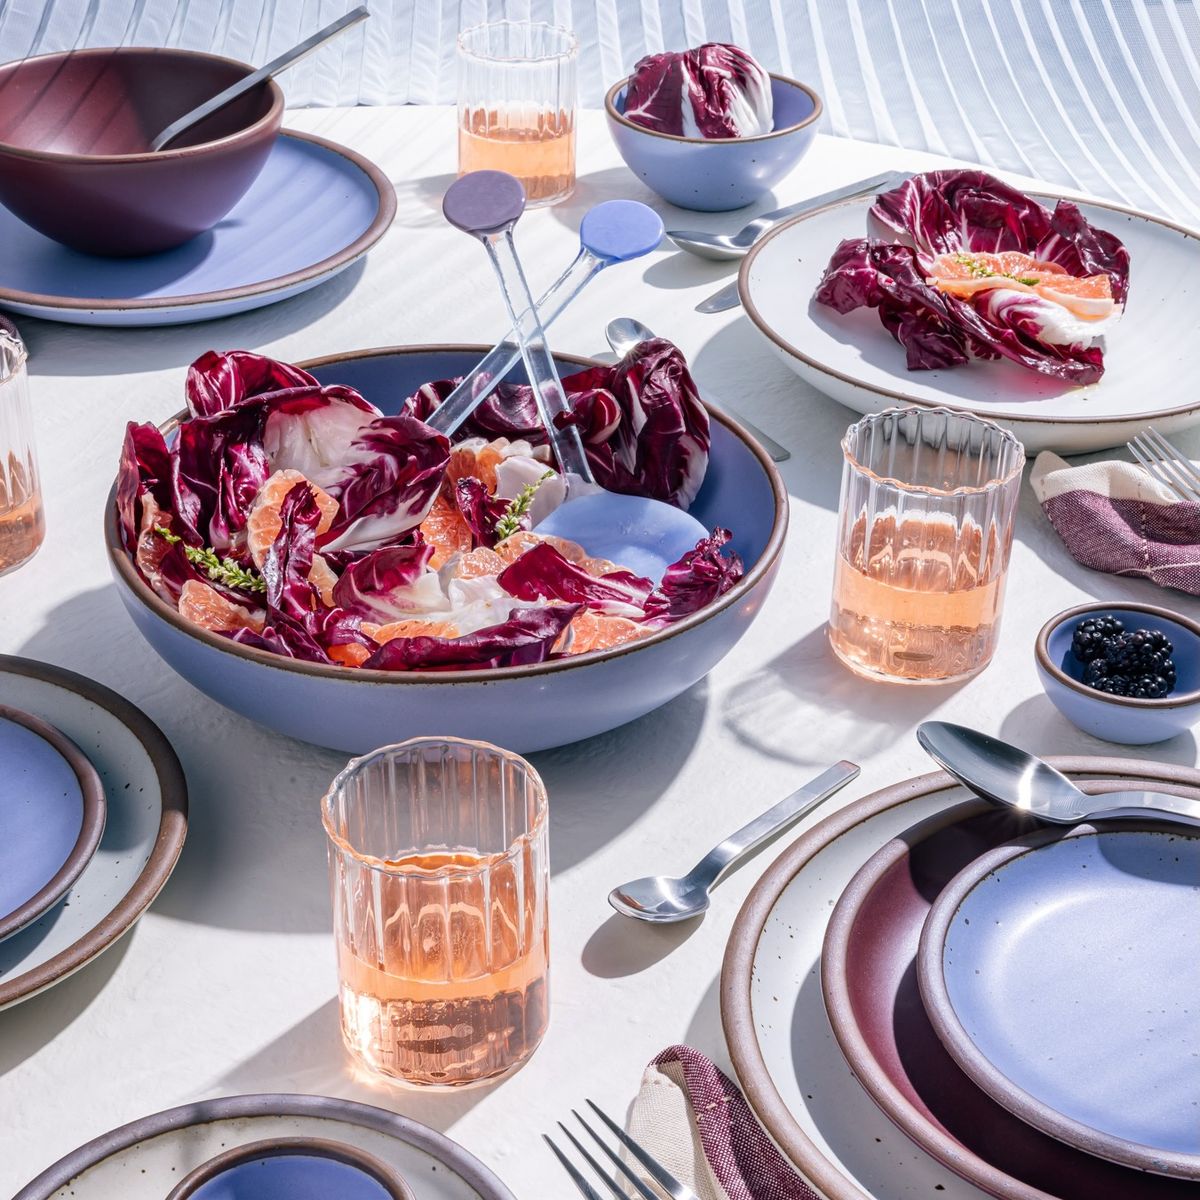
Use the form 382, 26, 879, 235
569, 1111, 663, 1200
558, 1122, 644, 1200
1129, 435, 1193, 502
544, 1133, 609, 1200
1134, 432, 1200, 502
1146, 428, 1200, 495
584, 1100, 701, 1200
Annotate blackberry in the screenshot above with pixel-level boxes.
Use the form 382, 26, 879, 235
1083, 658, 1110, 685
1071, 615, 1124, 662
1102, 633, 1169, 678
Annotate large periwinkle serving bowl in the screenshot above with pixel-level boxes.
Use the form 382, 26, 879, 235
0, 47, 283, 255
105, 346, 787, 754
605, 73, 822, 211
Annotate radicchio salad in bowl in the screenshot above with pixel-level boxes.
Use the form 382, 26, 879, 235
106, 343, 786, 753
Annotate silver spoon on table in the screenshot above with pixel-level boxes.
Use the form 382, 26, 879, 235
151, 6, 370, 151
609, 761, 860, 923
917, 722, 1200, 828
605, 317, 789, 462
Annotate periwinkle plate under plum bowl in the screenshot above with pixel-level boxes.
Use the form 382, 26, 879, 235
104, 346, 787, 753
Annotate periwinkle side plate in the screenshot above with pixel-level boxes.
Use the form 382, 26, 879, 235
919, 823, 1200, 1180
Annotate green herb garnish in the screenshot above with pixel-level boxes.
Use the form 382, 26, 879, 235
155, 526, 266, 593
494, 471, 555, 541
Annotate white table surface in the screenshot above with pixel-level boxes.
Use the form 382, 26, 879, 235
2, 105, 1198, 1199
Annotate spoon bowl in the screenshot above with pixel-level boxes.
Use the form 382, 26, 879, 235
917, 721, 1200, 828
609, 874, 712, 922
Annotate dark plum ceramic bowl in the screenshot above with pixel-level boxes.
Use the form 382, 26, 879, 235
1035, 601, 1200, 744
104, 346, 788, 754
605, 74, 822, 211
0, 47, 283, 255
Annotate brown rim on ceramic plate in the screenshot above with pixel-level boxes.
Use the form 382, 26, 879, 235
0, 703, 107, 943
604, 73, 823, 144
737, 190, 1200, 429
0, 130, 396, 313
103, 344, 789, 686
823, 796, 1200, 1200
1036, 600, 1200, 710
0, 47, 284, 165
719, 758, 1200, 1200
916, 818, 1200, 1182
0, 655, 188, 1008
13, 1093, 517, 1200
166, 1136, 417, 1200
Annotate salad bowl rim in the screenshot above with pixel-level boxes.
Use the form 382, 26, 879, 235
604, 72, 824, 145
738, 187, 1200, 429
104, 343, 789, 686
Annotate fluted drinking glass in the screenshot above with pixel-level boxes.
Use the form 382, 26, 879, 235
828, 407, 1024, 684
323, 737, 549, 1087
0, 320, 44, 577
457, 20, 578, 206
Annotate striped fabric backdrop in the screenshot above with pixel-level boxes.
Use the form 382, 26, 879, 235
1, 0, 1198, 226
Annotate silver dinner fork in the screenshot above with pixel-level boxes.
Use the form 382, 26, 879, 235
544, 1099, 701, 1200
1128, 428, 1200, 502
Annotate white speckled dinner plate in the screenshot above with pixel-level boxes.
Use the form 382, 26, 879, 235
739, 193, 1200, 453
720, 759, 1200, 1200
12, 1093, 516, 1200
0, 656, 187, 1009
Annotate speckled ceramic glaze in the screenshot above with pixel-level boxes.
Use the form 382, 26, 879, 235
720, 758, 1200, 1200
0, 656, 187, 1009
822, 798, 1200, 1200
13, 1093, 515, 1200
605, 74, 821, 211
919, 823, 1200, 1180
1036, 602, 1200, 744
0, 48, 283, 255
104, 346, 787, 755
0, 704, 106, 943
0, 131, 395, 327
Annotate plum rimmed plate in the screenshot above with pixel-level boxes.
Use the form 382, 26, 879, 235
822, 802, 1200, 1199
0, 131, 394, 327
738, 192, 1200, 453
918, 823, 1200, 1181
0, 656, 187, 1008
0, 704, 106, 943
13, 1093, 516, 1200
720, 759, 1200, 1200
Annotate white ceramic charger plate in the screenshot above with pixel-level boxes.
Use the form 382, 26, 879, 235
738, 191, 1200, 453
719, 759, 1200, 1200
12, 1093, 516, 1200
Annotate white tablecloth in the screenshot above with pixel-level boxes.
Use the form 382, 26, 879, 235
1, 105, 1198, 1199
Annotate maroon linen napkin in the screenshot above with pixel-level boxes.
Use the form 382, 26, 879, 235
1031, 451, 1200, 594
626, 1045, 818, 1200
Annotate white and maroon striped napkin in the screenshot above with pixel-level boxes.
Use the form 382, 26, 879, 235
1032, 451, 1200, 595
626, 1046, 817, 1200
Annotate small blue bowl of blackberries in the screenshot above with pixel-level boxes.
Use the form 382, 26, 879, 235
1036, 602, 1200, 744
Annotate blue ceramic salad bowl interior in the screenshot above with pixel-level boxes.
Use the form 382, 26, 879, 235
1035, 602, 1200, 744
604, 74, 822, 211
105, 345, 787, 755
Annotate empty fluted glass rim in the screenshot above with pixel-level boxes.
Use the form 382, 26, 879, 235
841, 406, 1025, 497
457, 20, 578, 63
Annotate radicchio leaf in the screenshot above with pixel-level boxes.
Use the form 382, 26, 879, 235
624, 44, 773, 139
116, 421, 174, 550
497, 542, 654, 616
321, 414, 450, 552
186, 349, 321, 418
643, 528, 744, 624
331, 539, 438, 620
454, 476, 512, 547
363, 605, 580, 671
262, 481, 321, 620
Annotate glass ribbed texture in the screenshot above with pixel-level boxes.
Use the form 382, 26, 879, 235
457, 20, 578, 206
828, 407, 1024, 684
0, 328, 43, 577
322, 737, 549, 1087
